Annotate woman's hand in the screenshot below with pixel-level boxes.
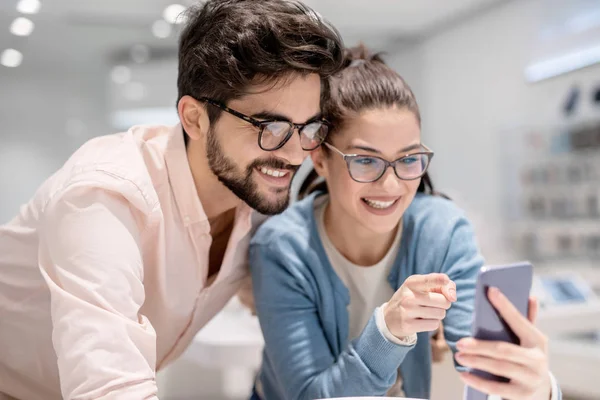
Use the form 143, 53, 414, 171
384, 273, 457, 339
455, 287, 552, 400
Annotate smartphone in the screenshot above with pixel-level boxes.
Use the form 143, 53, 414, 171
464, 262, 533, 400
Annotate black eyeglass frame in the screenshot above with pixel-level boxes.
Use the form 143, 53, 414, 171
200, 97, 331, 151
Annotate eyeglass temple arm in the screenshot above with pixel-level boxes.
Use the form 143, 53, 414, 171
200, 97, 262, 127
324, 142, 347, 157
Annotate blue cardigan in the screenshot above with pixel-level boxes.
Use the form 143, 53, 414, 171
249, 192, 485, 400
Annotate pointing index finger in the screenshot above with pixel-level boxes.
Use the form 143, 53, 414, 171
407, 273, 457, 302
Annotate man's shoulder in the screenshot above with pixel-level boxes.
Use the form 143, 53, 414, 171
43, 125, 178, 214
67, 125, 172, 175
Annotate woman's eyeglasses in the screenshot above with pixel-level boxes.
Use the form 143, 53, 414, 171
200, 97, 331, 151
324, 142, 434, 183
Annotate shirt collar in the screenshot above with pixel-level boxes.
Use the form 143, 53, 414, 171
164, 124, 253, 233
164, 124, 210, 228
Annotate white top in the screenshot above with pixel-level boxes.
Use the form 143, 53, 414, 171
315, 197, 416, 396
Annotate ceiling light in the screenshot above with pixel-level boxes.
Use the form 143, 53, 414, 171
10, 17, 35, 37
525, 44, 600, 83
1, 49, 23, 68
110, 65, 131, 84
152, 20, 172, 39
163, 4, 186, 24
16, 0, 41, 15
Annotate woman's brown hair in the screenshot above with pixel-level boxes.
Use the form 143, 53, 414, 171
298, 44, 441, 199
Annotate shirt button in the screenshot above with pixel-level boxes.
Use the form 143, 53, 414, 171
184, 216, 191, 223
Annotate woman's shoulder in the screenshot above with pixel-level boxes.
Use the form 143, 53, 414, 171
402, 194, 482, 275
250, 193, 318, 249
404, 193, 471, 237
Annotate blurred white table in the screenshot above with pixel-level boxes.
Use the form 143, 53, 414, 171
180, 299, 264, 368
157, 299, 264, 399
320, 398, 424, 400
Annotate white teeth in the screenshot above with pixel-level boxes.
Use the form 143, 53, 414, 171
363, 198, 396, 209
260, 167, 289, 178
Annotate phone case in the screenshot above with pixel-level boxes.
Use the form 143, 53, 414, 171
464, 262, 533, 400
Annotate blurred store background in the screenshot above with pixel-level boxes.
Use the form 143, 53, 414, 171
1, 0, 599, 399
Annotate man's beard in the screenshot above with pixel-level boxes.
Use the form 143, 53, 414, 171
206, 128, 298, 215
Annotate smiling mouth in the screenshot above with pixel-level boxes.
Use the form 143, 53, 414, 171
361, 198, 399, 209
258, 167, 291, 178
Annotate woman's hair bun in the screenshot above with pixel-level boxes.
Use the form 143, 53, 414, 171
343, 42, 386, 68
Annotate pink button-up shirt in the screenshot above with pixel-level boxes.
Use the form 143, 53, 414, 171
0, 124, 254, 400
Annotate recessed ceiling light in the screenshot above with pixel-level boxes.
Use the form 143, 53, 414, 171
1, 49, 23, 68
152, 20, 172, 39
10, 17, 35, 37
163, 4, 186, 24
16, 0, 41, 15
110, 65, 132, 84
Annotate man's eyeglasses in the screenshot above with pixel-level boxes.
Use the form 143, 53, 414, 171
200, 97, 331, 151
324, 142, 434, 183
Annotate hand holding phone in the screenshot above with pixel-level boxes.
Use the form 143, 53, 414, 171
455, 262, 553, 400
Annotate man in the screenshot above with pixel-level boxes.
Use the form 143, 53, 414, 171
0, 1, 343, 398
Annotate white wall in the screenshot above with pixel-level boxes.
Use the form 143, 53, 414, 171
384, 44, 425, 105
0, 66, 111, 223
388, 0, 600, 264
108, 58, 179, 130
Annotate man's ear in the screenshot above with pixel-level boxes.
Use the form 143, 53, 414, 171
310, 147, 329, 179
178, 95, 210, 141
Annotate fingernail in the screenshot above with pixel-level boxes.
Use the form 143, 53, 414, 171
457, 338, 472, 349
448, 287, 457, 301
454, 352, 462, 360
488, 286, 500, 298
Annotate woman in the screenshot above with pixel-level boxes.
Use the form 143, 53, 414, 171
249, 45, 559, 400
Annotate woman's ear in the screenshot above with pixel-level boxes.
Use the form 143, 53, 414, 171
178, 95, 210, 141
310, 147, 329, 178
